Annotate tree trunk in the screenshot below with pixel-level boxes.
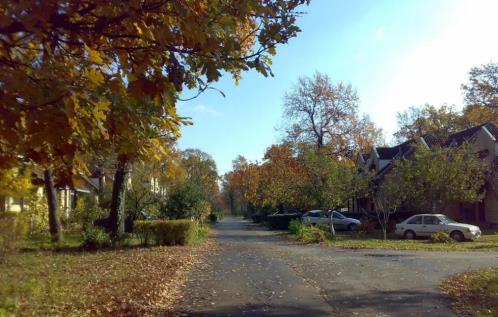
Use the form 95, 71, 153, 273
43, 168, 63, 243
109, 157, 129, 241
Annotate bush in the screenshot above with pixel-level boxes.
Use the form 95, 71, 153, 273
429, 231, 454, 243
0, 212, 28, 259
134, 220, 199, 246
298, 224, 331, 243
267, 213, 301, 230
288, 219, 304, 235
81, 226, 111, 250
356, 220, 376, 235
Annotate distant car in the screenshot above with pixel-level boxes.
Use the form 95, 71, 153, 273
395, 214, 481, 241
301, 210, 361, 231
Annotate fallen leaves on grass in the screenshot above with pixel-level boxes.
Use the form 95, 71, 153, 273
0, 241, 215, 317
441, 267, 498, 317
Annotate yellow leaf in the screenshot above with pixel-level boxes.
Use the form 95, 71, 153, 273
83, 68, 104, 86
84, 44, 104, 65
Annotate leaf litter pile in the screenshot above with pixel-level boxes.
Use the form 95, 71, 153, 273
0, 241, 214, 317
441, 266, 498, 317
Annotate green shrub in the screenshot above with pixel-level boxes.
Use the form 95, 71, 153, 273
429, 231, 454, 243
134, 220, 198, 246
81, 226, 111, 250
267, 214, 301, 230
288, 219, 304, 235
298, 224, 331, 243
0, 212, 28, 259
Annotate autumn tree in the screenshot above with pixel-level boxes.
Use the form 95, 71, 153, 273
462, 62, 498, 108
390, 143, 487, 212
223, 156, 262, 214
282, 72, 381, 158
393, 104, 462, 142
0, 0, 309, 241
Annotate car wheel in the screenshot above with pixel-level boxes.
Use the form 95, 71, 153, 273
404, 230, 416, 240
450, 231, 464, 242
348, 223, 357, 231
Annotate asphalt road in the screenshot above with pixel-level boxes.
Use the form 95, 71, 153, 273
173, 217, 498, 317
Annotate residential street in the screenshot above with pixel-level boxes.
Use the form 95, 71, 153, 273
173, 217, 498, 317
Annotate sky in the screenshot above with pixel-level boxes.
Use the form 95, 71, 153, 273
177, 0, 498, 175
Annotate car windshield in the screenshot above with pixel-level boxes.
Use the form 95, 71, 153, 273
438, 215, 457, 224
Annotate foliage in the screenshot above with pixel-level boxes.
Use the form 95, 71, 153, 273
292, 223, 331, 243
394, 104, 462, 142
134, 220, 199, 246
282, 72, 382, 157
0, 0, 309, 176
194, 200, 212, 224
81, 226, 111, 251
71, 194, 107, 231
23, 191, 49, 237
442, 267, 498, 317
462, 62, 498, 108
0, 167, 33, 198
266, 213, 302, 230
0, 212, 28, 260
288, 219, 304, 235
162, 180, 204, 219
429, 231, 454, 244
181, 149, 219, 205
390, 143, 488, 211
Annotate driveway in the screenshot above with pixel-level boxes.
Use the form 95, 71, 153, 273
173, 217, 498, 316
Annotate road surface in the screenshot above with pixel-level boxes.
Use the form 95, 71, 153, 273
173, 217, 498, 316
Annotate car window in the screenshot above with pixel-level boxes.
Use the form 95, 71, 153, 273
332, 212, 345, 219
309, 212, 321, 218
423, 216, 441, 225
407, 216, 422, 224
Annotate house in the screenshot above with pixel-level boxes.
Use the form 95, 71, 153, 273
353, 123, 498, 228
1, 168, 100, 218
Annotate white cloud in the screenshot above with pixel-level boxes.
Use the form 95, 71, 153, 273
193, 104, 222, 117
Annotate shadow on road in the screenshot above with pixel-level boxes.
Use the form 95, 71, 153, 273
168, 304, 332, 317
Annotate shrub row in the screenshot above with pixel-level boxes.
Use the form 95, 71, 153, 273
266, 213, 301, 230
134, 220, 198, 246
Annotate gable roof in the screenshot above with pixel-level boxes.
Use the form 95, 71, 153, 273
444, 122, 498, 146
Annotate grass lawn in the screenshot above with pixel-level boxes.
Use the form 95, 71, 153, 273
0, 232, 210, 317
442, 267, 498, 317
328, 231, 498, 251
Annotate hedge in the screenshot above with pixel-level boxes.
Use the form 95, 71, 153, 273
134, 220, 198, 246
266, 213, 301, 230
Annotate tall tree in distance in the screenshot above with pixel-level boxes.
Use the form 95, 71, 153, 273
282, 72, 381, 158
462, 62, 498, 108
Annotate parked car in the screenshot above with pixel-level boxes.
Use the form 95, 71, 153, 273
301, 210, 361, 231
395, 214, 481, 241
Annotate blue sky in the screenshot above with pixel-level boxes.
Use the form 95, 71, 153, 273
177, 0, 498, 175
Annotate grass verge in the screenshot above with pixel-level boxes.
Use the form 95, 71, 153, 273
0, 228, 211, 316
330, 232, 498, 251
442, 267, 498, 317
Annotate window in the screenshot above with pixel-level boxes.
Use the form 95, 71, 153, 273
423, 216, 441, 225
332, 212, 345, 219
407, 216, 422, 224
309, 212, 321, 218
